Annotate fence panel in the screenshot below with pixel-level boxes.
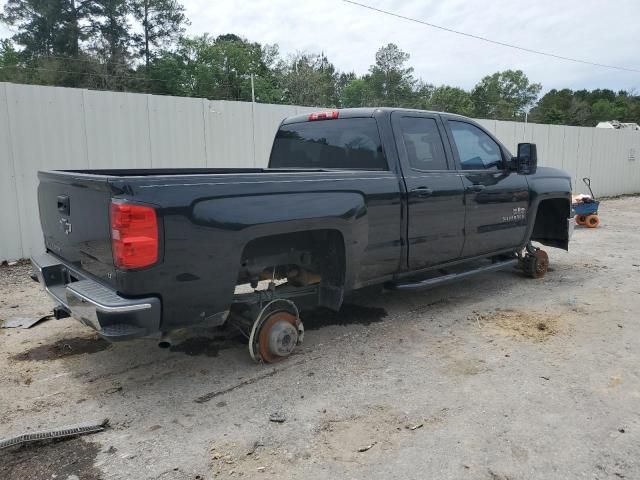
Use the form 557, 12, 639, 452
623, 132, 640, 194
0, 83, 23, 261
204, 100, 255, 168
494, 120, 517, 153
591, 128, 621, 197
83, 90, 152, 169
0, 82, 639, 261
574, 127, 595, 195
148, 95, 207, 168
4, 84, 88, 259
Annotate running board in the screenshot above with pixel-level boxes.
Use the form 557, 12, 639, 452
389, 258, 518, 290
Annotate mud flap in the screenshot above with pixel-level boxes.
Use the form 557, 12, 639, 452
318, 283, 344, 311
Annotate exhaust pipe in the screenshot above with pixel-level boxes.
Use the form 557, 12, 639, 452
158, 328, 192, 349
158, 333, 172, 349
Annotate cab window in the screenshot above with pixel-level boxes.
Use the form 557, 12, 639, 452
270, 118, 387, 170
397, 117, 448, 171
449, 121, 504, 170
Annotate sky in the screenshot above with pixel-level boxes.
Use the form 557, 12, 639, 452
2, 0, 639, 94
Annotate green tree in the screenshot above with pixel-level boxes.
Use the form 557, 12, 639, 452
0, 39, 20, 66
279, 52, 339, 106
148, 34, 281, 101
529, 88, 640, 126
366, 43, 416, 106
89, 0, 131, 61
0, 39, 25, 81
86, 0, 135, 90
471, 69, 541, 120
529, 88, 574, 124
428, 85, 473, 115
619, 91, 640, 124
408, 81, 434, 110
591, 99, 617, 122
132, 0, 187, 69
339, 76, 372, 107
204, 33, 280, 102
0, 0, 90, 57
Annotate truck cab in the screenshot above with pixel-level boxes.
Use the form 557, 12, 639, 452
270, 108, 570, 276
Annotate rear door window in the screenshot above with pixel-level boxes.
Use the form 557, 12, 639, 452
269, 118, 387, 170
397, 117, 449, 171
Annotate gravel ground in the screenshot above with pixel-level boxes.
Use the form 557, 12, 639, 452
1, 197, 639, 480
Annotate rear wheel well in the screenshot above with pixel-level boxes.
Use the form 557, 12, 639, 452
237, 230, 346, 308
530, 198, 571, 248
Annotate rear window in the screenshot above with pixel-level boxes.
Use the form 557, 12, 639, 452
269, 118, 388, 170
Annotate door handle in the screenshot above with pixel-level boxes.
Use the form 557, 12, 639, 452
411, 186, 433, 198
465, 184, 485, 193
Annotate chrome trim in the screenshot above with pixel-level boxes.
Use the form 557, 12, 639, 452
65, 287, 151, 313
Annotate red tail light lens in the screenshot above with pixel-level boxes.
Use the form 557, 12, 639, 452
308, 110, 339, 121
111, 202, 158, 269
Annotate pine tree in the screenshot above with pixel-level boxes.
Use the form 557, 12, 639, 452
132, 0, 187, 68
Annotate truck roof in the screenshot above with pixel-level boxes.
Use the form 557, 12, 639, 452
281, 107, 465, 125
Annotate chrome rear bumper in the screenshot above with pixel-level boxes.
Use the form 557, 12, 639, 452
31, 252, 161, 340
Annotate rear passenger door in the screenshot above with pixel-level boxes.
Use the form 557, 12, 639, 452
444, 119, 530, 257
391, 112, 466, 270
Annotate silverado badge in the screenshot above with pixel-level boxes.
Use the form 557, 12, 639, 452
59, 218, 72, 235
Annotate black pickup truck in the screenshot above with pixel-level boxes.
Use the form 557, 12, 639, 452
32, 108, 573, 362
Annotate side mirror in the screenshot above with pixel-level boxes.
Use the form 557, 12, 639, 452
514, 143, 537, 175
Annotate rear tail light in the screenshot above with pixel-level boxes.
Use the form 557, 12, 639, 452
308, 110, 339, 121
111, 201, 158, 269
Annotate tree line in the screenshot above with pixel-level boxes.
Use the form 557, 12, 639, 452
1, 0, 639, 126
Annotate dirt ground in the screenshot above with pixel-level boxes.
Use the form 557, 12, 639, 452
1, 197, 639, 480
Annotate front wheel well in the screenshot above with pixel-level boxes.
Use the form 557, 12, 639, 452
530, 198, 571, 249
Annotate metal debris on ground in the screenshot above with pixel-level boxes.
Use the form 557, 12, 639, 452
246, 440, 264, 456
269, 412, 286, 423
1, 315, 52, 329
407, 423, 424, 431
0, 419, 109, 450
357, 442, 377, 452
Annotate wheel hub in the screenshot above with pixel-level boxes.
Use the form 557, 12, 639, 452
521, 248, 549, 278
267, 318, 298, 357
533, 249, 549, 277
248, 300, 304, 363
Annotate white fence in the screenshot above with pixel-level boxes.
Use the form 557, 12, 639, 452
1, 82, 639, 261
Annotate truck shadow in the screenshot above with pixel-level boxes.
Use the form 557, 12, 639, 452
299, 303, 387, 330
10, 303, 388, 363
12, 268, 538, 419
11, 335, 111, 361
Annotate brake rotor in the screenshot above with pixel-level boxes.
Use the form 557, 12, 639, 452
532, 249, 549, 278
248, 300, 304, 363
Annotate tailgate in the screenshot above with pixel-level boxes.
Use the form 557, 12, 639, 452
37, 171, 116, 283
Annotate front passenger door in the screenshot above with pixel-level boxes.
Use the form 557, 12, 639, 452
445, 119, 530, 258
